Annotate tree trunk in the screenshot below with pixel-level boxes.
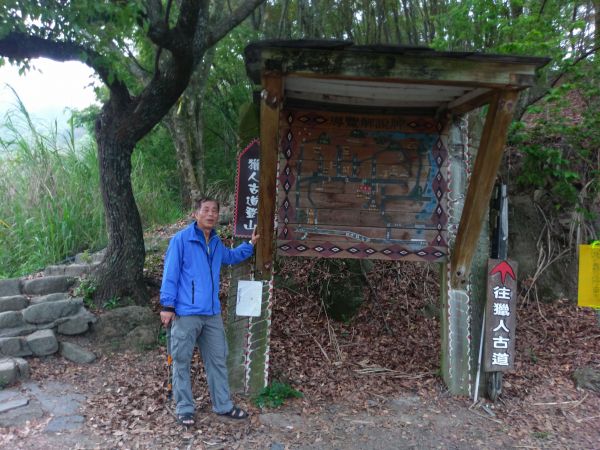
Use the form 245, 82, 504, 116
164, 50, 215, 209
165, 103, 203, 209
595, 0, 600, 49
93, 103, 147, 305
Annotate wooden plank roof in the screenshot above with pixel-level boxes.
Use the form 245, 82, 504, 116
245, 40, 550, 114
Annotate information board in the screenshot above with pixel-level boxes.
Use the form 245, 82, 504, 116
277, 109, 448, 262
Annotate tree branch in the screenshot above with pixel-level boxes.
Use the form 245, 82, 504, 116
207, 0, 267, 48
0, 31, 130, 101
515, 44, 600, 120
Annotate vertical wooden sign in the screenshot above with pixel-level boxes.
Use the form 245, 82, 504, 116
234, 139, 260, 238
484, 259, 518, 372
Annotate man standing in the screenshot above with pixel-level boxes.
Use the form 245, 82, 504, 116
160, 197, 259, 426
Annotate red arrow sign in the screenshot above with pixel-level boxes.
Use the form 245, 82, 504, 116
490, 260, 516, 284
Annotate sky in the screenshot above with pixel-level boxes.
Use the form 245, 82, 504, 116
0, 57, 99, 128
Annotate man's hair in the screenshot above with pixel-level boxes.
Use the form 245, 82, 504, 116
194, 197, 220, 212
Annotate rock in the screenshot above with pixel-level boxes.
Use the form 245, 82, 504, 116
29, 292, 70, 305
75, 249, 105, 264
21, 276, 76, 296
0, 397, 29, 413
0, 397, 44, 427
126, 326, 157, 348
60, 342, 96, 364
0, 310, 25, 329
0, 358, 17, 385
0, 337, 33, 357
13, 357, 30, 379
22, 298, 83, 324
0, 357, 29, 386
0, 295, 28, 312
57, 308, 96, 335
44, 263, 98, 277
0, 278, 21, 297
0, 324, 38, 339
26, 329, 59, 356
92, 306, 159, 349
573, 367, 600, 393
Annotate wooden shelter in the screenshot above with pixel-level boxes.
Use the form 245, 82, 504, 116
234, 40, 548, 396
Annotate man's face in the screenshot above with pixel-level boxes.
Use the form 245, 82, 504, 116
194, 201, 219, 231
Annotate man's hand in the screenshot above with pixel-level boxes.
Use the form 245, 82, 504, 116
251, 226, 260, 246
160, 311, 175, 326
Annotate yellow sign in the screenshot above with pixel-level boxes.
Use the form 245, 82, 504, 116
578, 242, 600, 308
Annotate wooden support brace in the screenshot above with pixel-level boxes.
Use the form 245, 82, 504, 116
450, 90, 519, 288
256, 72, 283, 279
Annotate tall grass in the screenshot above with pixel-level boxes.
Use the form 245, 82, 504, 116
0, 91, 183, 278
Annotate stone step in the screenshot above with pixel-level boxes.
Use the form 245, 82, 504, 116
0, 336, 33, 357
0, 325, 38, 339
0, 311, 25, 329
0, 278, 21, 297
0, 357, 30, 387
22, 298, 83, 325
74, 249, 105, 264
44, 263, 99, 277
29, 292, 70, 306
0, 295, 28, 313
21, 276, 76, 296
26, 330, 58, 356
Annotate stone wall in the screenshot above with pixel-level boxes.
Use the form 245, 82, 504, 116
0, 261, 98, 386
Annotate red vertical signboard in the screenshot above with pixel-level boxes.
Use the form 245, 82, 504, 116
234, 140, 260, 238
484, 259, 518, 371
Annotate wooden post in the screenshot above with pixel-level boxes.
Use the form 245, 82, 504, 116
256, 72, 283, 280
450, 90, 518, 288
441, 116, 472, 396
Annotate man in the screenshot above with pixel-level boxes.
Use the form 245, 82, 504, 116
160, 197, 260, 426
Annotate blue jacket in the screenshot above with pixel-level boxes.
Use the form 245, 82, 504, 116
160, 221, 254, 316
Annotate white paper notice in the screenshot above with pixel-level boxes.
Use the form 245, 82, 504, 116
236, 280, 263, 317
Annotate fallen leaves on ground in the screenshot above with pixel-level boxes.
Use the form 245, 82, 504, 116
22, 257, 600, 448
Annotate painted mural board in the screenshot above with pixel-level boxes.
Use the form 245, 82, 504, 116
484, 259, 518, 372
234, 139, 260, 238
277, 109, 448, 262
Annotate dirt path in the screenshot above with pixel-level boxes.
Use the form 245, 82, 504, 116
1, 344, 598, 450
0, 364, 515, 450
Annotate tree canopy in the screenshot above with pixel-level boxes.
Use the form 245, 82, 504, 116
0, 0, 265, 303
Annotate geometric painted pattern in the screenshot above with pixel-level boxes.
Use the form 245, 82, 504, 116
277, 241, 446, 262
277, 109, 449, 263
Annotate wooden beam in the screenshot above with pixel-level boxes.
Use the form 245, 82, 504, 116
446, 88, 494, 115
256, 72, 283, 279
450, 90, 519, 288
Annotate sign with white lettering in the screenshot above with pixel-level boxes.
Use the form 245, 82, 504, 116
484, 259, 518, 372
234, 139, 260, 237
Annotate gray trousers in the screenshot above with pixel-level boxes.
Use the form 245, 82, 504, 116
170, 314, 233, 415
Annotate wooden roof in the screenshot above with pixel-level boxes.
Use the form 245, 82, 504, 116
245, 40, 550, 114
